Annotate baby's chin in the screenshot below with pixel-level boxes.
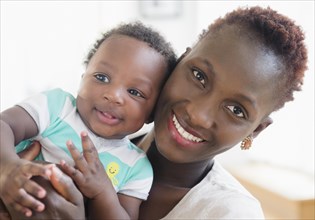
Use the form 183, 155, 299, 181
93, 128, 127, 140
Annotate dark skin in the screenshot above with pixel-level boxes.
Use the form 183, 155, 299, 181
0, 146, 85, 220
0, 145, 43, 220
138, 25, 277, 219
5, 24, 283, 219
137, 138, 214, 218
0, 107, 50, 217
5, 175, 84, 220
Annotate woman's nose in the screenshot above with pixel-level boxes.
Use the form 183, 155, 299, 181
103, 87, 125, 105
186, 97, 217, 130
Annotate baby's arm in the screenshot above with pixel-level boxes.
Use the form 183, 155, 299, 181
60, 131, 141, 220
0, 106, 52, 217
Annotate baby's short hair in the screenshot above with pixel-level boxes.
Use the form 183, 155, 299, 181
84, 21, 177, 78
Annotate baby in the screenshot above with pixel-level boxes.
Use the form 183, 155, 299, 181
0, 21, 176, 219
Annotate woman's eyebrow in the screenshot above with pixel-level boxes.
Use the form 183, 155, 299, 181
236, 93, 257, 108
201, 58, 216, 75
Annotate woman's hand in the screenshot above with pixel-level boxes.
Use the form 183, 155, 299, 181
17, 141, 42, 161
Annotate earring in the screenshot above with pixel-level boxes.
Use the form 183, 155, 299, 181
241, 135, 253, 150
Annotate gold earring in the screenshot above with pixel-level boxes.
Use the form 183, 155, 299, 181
241, 135, 253, 150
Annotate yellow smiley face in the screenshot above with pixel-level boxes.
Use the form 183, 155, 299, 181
106, 162, 120, 178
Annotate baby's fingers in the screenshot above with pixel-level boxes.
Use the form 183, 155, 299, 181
9, 199, 33, 217
23, 178, 48, 200
81, 131, 98, 162
10, 187, 45, 217
59, 161, 85, 186
21, 162, 52, 179
66, 140, 89, 173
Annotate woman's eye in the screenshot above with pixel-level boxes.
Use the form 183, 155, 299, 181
192, 69, 206, 86
94, 73, 109, 83
226, 105, 245, 118
128, 89, 144, 98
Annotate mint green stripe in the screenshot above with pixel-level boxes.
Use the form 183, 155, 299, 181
129, 157, 153, 180
43, 88, 75, 123
41, 120, 82, 157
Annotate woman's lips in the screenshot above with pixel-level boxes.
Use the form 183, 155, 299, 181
96, 110, 120, 126
172, 115, 203, 142
168, 113, 204, 146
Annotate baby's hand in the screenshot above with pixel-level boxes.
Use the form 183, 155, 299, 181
0, 159, 52, 217
60, 131, 111, 199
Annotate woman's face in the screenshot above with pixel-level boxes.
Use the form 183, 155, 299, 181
154, 25, 283, 163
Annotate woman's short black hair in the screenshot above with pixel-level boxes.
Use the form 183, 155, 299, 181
199, 6, 308, 111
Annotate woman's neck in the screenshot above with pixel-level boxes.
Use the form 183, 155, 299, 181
147, 142, 214, 188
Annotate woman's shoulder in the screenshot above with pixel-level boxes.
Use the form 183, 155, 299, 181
163, 161, 265, 219
202, 161, 259, 201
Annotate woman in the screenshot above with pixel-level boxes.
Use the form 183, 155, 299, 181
137, 6, 307, 219
2, 6, 308, 219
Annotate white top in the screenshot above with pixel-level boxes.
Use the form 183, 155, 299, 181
162, 161, 265, 219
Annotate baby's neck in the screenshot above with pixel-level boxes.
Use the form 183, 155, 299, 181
147, 142, 213, 188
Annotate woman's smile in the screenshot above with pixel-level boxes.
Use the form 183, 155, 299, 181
168, 113, 205, 148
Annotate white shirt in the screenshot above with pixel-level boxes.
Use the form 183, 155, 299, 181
162, 161, 265, 219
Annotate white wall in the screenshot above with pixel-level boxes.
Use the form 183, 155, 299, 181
1, 1, 102, 107
1, 1, 314, 174
1, 1, 196, 109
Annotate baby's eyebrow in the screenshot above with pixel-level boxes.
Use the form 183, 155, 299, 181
132, 78, 154, 95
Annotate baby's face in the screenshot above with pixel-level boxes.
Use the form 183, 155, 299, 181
77, 35, 167, 139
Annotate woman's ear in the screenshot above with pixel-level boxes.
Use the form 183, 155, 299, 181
177, 47, 192, 64
252, 116, 273, 138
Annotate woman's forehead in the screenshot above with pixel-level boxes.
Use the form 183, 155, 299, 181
192, 25, 284, 79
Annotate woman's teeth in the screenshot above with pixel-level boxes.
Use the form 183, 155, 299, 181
172, 115, 203, 143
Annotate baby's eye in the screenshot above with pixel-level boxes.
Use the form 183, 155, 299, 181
94, 73, 109, 83
192, 69, 206, 86
226, 105, 245, 118
128, 89, 144, 98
